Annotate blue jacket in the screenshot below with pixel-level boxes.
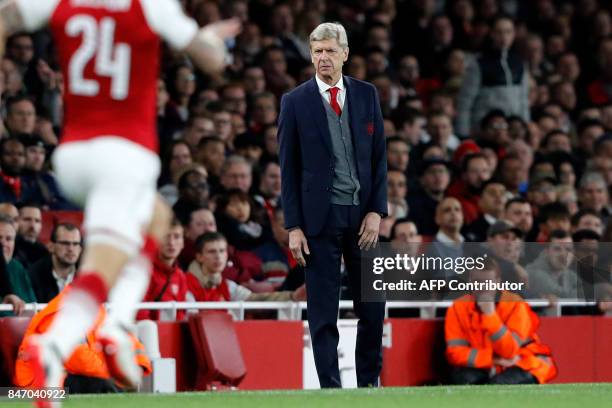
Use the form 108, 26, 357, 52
278, 76, 388, 236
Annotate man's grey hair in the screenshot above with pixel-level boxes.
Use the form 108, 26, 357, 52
579, 172, 607, 190
309, 22, 348, 49
222, 154, 252, 173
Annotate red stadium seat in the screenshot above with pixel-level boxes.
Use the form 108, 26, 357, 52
40, 211, 84, 243
0, 317, 31, 386
188, 311, 247, 390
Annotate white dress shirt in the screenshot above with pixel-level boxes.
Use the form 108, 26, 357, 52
315, 74, 346, 110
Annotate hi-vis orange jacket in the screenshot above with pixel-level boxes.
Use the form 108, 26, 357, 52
14, 288, 152, 387
445, 291, 557, 384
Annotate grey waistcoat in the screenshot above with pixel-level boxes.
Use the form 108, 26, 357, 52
323, 98, 360, 205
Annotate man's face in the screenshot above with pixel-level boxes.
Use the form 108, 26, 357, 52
25, 145, 46, 172
264, 49, 287, 75
392, 222, 421, 243
184, 118, 215, 148
18, 207, 42, 242
479, 183, 507, 216
169, 143, 192, 175
464, 157, 491, 190
576, 214, 603, 235
580, 182, 609, 212
488, 232, 522, 262
574, 239, 599, 267
221, 163, 252, 193
252, 96, 277, 126
547, 133, 572, 153
161, 225, 184, 264
260, 163, 281, 198
505, 203, 533, 233
244, 67, 266, 94
387, 141, 409, 172
0, 223, 16, 262
546, 237, 573, 271
187, 209, 216, 241
483, 116, 509, 145
1, 140, 25, 176
213, 111, 233, 141
427, 115, 453, 147
500, 158, 527, 191
8, 35, 34, 65
579, 125, 605, 153
387, 171, 407, 201
422, 164, 450, 195
197, 239, 228, 275
182, 172, 209, 206
51, 227, 81, 267
0, 204, 19, 227
198, 141, 225, 175
310, 39, 349, 82
435, 198, 463, 232
492, 18, 515, 50
222, 86, 247, 116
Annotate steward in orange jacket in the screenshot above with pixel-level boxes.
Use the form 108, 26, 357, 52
14, 287, 152, 391
445, 257, 557, 385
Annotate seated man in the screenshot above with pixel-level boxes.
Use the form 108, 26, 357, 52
0, 214, 36, 307
14, 204, 49, 269
445, 257, 557, 385
29, 223, 82, 303
137, 219, 188, 322
15, 287, 152, 392
186, 232, 305, 302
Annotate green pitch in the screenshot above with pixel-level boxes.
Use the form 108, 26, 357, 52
3, 383, 611, 408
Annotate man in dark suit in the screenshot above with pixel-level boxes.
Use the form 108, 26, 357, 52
278, 22, 387, 388
29, 223, 81, 302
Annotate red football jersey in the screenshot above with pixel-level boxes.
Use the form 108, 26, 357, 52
16, 0, 199, 152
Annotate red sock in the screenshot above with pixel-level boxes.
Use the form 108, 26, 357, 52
70, 273, 109, 304
141, 234, 159, 263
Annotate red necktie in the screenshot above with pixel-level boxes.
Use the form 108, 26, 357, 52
328, 86, 342, 116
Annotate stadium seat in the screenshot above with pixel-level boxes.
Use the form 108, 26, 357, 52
188, 311, 247, 390
40, 211, 84, 243
0, 317, 31, 386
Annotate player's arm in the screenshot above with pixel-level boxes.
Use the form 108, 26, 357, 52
0, 0, 25, 57
183, 19, 241, 75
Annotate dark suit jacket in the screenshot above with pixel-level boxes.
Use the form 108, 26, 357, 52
28, 255, 60, 303
278, 76, 388, 236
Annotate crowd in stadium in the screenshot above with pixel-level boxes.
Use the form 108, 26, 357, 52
0, 0, 612, 318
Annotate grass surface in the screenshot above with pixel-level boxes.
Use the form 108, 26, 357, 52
2, 383, 611, 408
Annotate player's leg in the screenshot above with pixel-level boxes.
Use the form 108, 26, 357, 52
96, 196, 171, 386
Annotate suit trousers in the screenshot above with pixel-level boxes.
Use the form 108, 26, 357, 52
304, 204, 385, 388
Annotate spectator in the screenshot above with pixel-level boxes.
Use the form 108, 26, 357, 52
0, 215, 36, 304
137, 220, 188, 322
496, 153, 528, 196
407, 158, 451, 236
571, 209, 604, 236
387, 169, 408, 219
504, 198, 534, 236
0, 203, 19, 226
578, 172, 611, 221
477, 110, 511, 153
181, 115, 216, 150
5, 95, 36, 136
158, 141, 194, 205
185, 232, 304, 301
172, 169, 210, 224
249, 92, 278, 137
390, 218, 422, 259
219, 154, 253, 194
445, 257, 557, 385
215, 189, 265, 251
0, 137, 34, 205
28, 223, 81, 303
532, 202, 572, 243
421, 110, 460, 155
254, 160, 281, 218
196, 137, 225, 191
426, 198, 465, 283
19, 134, 75, 209
447, 152, 492, 224
526, 230, 578, 302
386, 137, 410, 173
14, 204, 48, 268
463, 180, 508, 242
484, 220, 528, 286
456, 16, 529, 137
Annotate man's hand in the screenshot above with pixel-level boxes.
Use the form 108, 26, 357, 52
493, 355, 519, 367
289, 228, 310, 267
358, 212, 381, 251
477, 300, 496, 315
3, 294, 25, 316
